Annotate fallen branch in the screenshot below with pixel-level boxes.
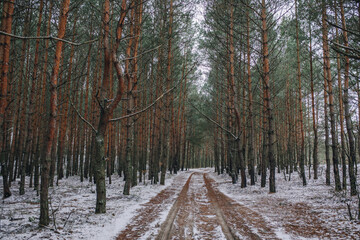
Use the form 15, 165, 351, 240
347, 202, 353, 221
63, 210, 74, 229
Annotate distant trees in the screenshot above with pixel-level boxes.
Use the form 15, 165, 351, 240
202, 0, 359, 194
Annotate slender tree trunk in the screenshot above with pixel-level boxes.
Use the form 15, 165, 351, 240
132, 0, 143, 186
246, 4, 255, 185
322, 1, 341, 191
40, 0, 71, 226
83, 34, 93, 179
334, 6, 347, 189
0, 0, 15, 199
295, 0, 306, 186
323, 66, 331, 186
123, 2, 135, 195
262, 0, 275, 193
340, 0, 357, 195
160, 0, 174, 185
308, 18, 318, 180
18, 7, 32, 196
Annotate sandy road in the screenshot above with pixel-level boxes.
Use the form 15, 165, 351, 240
117, 170, 278, 239
156, 172, 278, 240
117, 169, 360, 239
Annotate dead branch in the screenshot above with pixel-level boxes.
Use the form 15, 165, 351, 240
0, 31, 98, 46
70, 101, 97, 133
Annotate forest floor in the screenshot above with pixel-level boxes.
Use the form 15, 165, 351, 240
1, 167, 360, 239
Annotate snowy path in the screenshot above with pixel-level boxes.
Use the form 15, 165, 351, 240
117, 169, 360, 240
1, 168, 359, 239
118, 170, 279, 240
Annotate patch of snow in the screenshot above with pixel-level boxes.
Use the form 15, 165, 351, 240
0, 172, 189, 240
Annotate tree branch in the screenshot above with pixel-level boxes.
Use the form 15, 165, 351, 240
0, 31, 98, 46
120, 44, 162, 61
109, 85, 175, 122
110, 61, 198, 122
70, 101, 97, 133
188, 100, 238, 140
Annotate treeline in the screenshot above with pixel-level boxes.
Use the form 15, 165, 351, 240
0, 0, 201, 226
202, 0, 359, 194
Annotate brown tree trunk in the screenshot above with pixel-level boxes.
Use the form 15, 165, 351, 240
340, 0, 357, 195
22, 0, 44, 192
131, 0, 143, 186
18, 7, 32, 196
94, 0, 127, 211
40, 0, 71, 226
229, 0, 244, 187
323, 65, 331, 186
160, 0, 174, 185
322, 1, 341, 191
0, 0, 15, 199
262, 0, 275, 193
34, 0, 53, 193
246, 5, 255, 185
123, 1, 135, 194
295, 0, 306, 186
308, 17, 318, 180
334, 6, 347, 189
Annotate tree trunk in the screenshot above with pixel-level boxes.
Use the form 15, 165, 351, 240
334, 6, 347, 189
160, 0, 174, 185
95, 0, 127, 210
322, 1, 341, 191
308, 18, 318, 180
0, 0, 15, 199
295, 0, 306, 186
262, 0, 275, 193
340, 0, 357, 196
40, 0, 71, 226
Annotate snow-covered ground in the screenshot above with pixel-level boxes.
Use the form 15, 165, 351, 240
0, 172, 190, 240
209, 165, 360, 239
1, 166, 360, 239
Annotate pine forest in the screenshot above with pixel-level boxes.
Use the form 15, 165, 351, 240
1, 0, 360, 239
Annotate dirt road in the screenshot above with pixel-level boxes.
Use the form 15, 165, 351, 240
117, 170, 360, 239
117, 171, 278, 240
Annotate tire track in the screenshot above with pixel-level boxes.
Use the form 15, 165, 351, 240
204, 173, 279, 240
156, 172, 238, 240
155, 173, 194, 240
116, 173, 192, 240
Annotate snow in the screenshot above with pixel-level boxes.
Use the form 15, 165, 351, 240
0, 172, 185, 240
208, 165, 360, 239
1, 166, 360, 239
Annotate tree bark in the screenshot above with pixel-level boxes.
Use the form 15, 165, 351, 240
334, 6, 346, 189
340, 0, 357, 195
295, 0, 306, 186
40, 0, 71, 226
322, 0, 341, 191
160, 0, 174, 185
262, 0, 275, 193
308, 17, 318, 180
0, 0, 15, 199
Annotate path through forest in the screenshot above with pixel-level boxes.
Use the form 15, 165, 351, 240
117, 169, 360, 240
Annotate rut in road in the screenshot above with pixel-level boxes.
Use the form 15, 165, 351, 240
156, 172, 231, 240
116, 173, 192, 240
156, 172, 278, 240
